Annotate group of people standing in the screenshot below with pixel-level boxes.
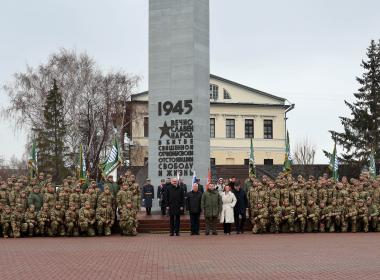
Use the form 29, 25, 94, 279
150, 177, 248, 236
0, 172, 140, 238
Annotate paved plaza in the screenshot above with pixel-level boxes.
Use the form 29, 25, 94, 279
1, 233, 380, 280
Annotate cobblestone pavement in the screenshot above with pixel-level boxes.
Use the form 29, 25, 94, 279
1, 233, 380, 280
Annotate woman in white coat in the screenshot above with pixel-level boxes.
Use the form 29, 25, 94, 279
220, 185, 237, 234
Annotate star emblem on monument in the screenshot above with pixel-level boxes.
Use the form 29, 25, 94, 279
159, 121, 172, 139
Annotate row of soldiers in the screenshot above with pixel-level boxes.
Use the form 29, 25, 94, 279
245, 172, 380, 234
0, 172, 141, 238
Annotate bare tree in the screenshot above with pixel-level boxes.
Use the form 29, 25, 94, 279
2, 49, 140, 179
293, 138, 316, 165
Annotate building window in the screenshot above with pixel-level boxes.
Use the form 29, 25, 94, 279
143, 117, 149, 137
210, 118, 215, 138
209, 84, 219, 100
264, 119, 273, 139
223, 89, 231, 99
226, 119, 235, 138
245, 119, 254, 138
210, 158, 216, 166
264, 159, 273, 165
244, 159, 249, 165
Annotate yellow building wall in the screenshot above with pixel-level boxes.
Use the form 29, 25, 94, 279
130, 76, 288, 166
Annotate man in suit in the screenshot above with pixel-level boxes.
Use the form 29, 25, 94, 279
165, 178, 184, 236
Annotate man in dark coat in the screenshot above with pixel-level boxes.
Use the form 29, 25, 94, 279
165, 178, 184, 236
157, 179, 167, 215
232, 183, 248, 234
179, 178, 188, 215
186, 183, 202, 235
142, 179, 155, 215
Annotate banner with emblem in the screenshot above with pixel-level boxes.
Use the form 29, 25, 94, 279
99, 137, 123, 179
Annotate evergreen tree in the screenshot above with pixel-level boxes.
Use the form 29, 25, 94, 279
329, 40, 380, 165
34, 80, 67, 183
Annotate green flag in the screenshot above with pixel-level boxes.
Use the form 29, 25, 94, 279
283, 130, 292, 173
28, 140, 38, 179
78, 144, 87, 179
329, 141, 339, 181
249, 138, 256, 178
99, 137, 122, 178
369, 149, 377, 179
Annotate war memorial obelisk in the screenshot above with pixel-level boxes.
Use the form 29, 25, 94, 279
148, 0, 210, 193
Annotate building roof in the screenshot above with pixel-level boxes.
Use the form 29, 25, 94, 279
210, 74, 285, 102
131, 74, 287, 103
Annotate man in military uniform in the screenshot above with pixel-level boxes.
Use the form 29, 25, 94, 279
367, 197, 379, 231
96, 198, 114, 236
79, 201, 96, 237
281, 198, 295, 232
142, 179, 154, 215
37, 203, 51, 236
306, 199, 319, 233
65, 203, 79, 237
11, 204, 24, 238
1, 205, 12, 238
50, 201, 66, 237
105, 175, 119, 200
342, 198, 357, 233
251, 200, 268, 234
69, 184, 82, 210
119, 200, 137, 236
97, 185, 114, 210
22, 205, 37, 236
0, 183, 9, 206
294, 199, 307, 233
268, 198, 282, 233
356, 199, 369, 232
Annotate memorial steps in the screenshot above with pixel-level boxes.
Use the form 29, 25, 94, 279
137, 212, 252, 233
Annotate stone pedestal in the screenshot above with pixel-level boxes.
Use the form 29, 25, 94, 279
148, 0, 210, 202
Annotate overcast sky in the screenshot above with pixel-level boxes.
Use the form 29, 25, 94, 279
1, 0, 380, 164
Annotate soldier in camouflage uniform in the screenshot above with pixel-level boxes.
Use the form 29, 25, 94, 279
21, 205, 37, 236
325, 198, 342, 232
306, 199, 319, 233
37, 203, 51, 236
119, 200, 137, 236
342, 198, 357, 233
318, 201, 329, 232
97, 185, 114, 210
1, 205, 12, 238
69, 184, 82, 210
116, 182, 130, 210
251, 200, 268, 234
96, 198, 114, 236
49, 201, 66, 237
79, 201, 96, 237
8, 182, 21, 209
65, 203, 79, 237
294, 199, 307, 233
0, 183, 9, 206
356, 199, 369, 232
268, 198, 282, 233
11, 204, 24, 238
367, 197, 379, 231
130, 175, 141, 211
58, 186, 71, 210
281, 198, 295, 232
43, 185, 56, 209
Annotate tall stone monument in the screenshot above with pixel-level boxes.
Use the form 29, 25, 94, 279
148, 0, 210, 194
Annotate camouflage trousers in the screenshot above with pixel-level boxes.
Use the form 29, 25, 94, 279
119, 220, 137, 236
21, 222, 36, 236
357, 216, 369, 232
342, 216, 357, 233
252, 218, 267, 234
269, 216, 282, 233
282, 217, 295, 232
306, 217, 319, 233
11, 222, 21, 238
38, 221, 50, 236
294, 217, 306, 233
50, 221, 66, 237
368, 216, 379, 232
79, 221, 95, 237
65, 222, 79, 237
326, 216, 341, 232
97, 221, 113, 236
2, 222, 11, 237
